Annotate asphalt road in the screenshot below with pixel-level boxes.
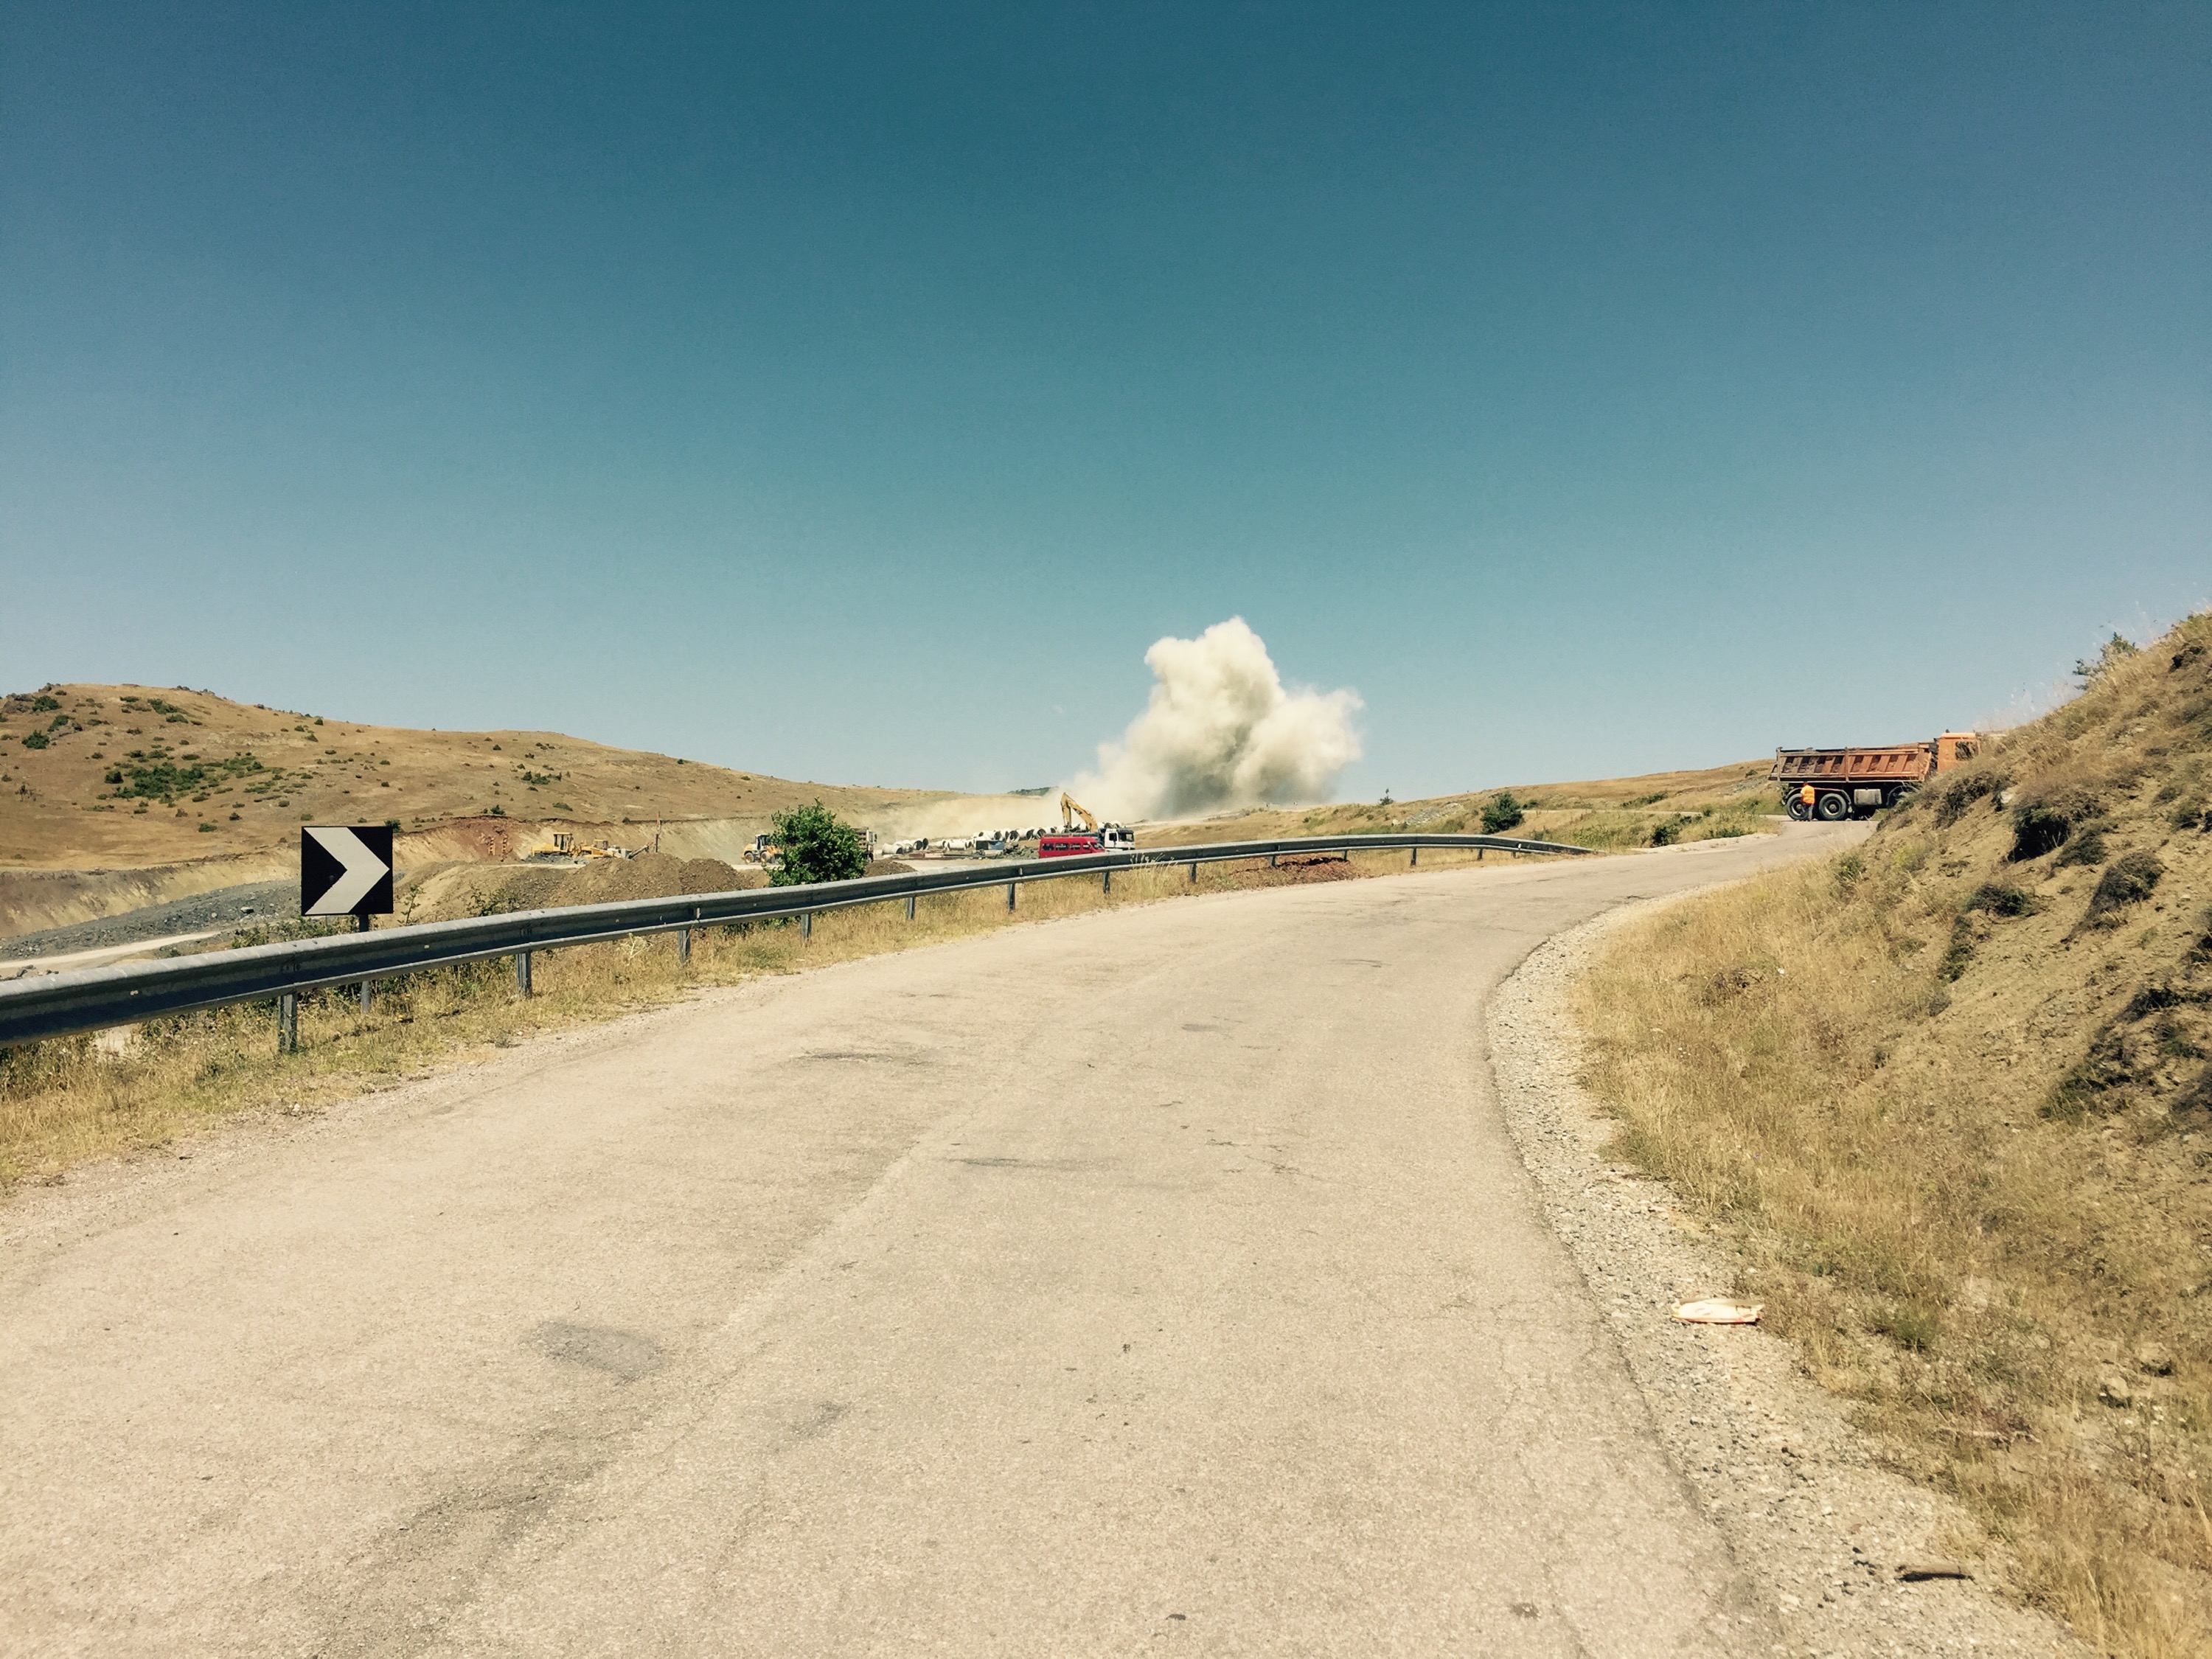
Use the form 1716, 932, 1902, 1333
1, 825, 1857, 1657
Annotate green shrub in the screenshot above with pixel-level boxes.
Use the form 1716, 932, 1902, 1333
1930, 768, 2006, 827
108, 753, 262, 800
2081, 851, 2164, 928
2073, 631, 2140, 687
1481, 791, 1526, 835
1874, 1302, 1941, 1354
21, 731, 48, 750
2008, 801, 2073, 860
2054, 826, 2109, 867
1965, 881, 2039, 918
770, 801, 869, 886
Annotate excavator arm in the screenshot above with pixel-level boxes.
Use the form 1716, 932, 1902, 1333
1059, 791, 1099, 832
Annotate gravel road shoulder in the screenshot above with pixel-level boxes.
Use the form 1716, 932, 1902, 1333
1489, 897, 2087, 1659
0, 877, 297, 961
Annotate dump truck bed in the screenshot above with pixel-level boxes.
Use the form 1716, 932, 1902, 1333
1768, 745, 1937, 785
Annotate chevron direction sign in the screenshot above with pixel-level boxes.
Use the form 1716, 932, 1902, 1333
301, 825, 395, 918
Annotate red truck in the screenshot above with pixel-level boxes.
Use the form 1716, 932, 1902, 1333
1039, 827, 1135, 858
1038, 792, 1135, 858
1770, 732, 1980, 821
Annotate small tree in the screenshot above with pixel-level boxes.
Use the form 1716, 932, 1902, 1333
1481, 790, 1525, 834
2073, 632, 2139, 687
771, 800, 869, 886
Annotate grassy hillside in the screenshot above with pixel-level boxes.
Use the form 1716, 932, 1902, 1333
1157, 757, 1780, 849
1576, 615, 2212, 1658
0, 683, 957, 870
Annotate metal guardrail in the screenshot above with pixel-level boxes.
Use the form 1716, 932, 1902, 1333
0, 832, 1588, 1047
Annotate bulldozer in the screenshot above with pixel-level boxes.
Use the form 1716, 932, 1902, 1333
526, 830, 636, 865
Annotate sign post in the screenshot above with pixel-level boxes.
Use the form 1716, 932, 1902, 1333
299, 826, 396, 1028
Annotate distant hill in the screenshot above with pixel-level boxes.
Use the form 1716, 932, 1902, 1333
0, 679, 1787, 940
1152, 758, 1779, 849
0, 683, 959, 871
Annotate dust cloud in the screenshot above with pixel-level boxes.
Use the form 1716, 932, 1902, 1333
1070, 618, 1363, 821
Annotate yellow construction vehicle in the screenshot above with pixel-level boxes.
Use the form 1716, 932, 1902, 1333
526, 831, 634, 863
1042, 793, 1134, 858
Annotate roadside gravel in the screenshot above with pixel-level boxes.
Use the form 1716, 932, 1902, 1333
0, 878, 296, 960
1489, 898, 2087, 1659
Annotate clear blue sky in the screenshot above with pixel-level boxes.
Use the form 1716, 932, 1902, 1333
4, 3, 2205, 797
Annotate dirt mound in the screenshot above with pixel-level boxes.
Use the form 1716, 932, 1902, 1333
403, 854, 763, 924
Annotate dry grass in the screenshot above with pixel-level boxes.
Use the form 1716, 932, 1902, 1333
1158, 761, 1779, 852
0, 680, 959, 871
1575, 613, 2212, 1659
0, 843, 1514, 1187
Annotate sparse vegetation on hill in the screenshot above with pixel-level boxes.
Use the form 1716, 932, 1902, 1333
0, 683, 956, 872
1155, 758, 1781, 851
1576, 613, 2212, 1658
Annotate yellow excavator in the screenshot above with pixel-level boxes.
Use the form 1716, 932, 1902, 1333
1041, 793, 1134, 858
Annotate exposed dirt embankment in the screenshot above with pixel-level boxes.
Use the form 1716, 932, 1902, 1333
0, 856, 293, 939
397, 852, 768, 924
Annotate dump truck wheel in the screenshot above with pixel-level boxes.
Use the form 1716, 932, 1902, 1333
1787, 796, 1814, 821
1815, 790, 1851, 821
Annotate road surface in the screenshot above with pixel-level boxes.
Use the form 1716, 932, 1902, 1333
1, 827, 1855, 1656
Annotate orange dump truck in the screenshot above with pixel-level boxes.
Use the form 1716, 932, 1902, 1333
1770, 732, 1979, 821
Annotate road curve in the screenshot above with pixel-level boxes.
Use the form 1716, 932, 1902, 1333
1, 826, 1858, 1657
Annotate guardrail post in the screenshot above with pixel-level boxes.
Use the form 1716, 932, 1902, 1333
515, 950, 532, 997
801, 912, 812, 940
355, 914, 373, 1012
1189, 861, 1197, 883
1102, 868, 1111, 894
905, 895, 916, 920
277, 992, 297, 1054
1268, 854, 1276, 868
1411, 846, 1418, 866
1006, 880, 1016, 911
677, 927, 690, 963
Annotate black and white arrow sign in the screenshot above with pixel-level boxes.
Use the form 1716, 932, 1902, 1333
300, 825, 395, 917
